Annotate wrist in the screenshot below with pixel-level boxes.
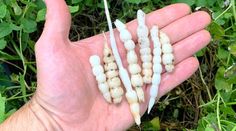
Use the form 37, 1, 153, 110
0, 96, 62, 131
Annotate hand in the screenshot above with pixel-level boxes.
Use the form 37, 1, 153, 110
34, 0, 211, 130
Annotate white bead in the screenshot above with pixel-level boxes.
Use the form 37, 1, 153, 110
160, 32, 170, 44
153, 55, 161, 63
114, 19, 126, 31
127, 50, 138, 64
96, 74, 106, 83
162, 44, 173, 53
139, 39, 150, 48
137, 26, 148, 38
103, 48, 111, 56
130, 103, 140, 116
110, 87, 123, 98
153, 64, 162, 73
152, 74, 161, 85
106, 70, 119, 78
165, 64, 174, 72
108, 77, 121, 87
98, 83, 109, 93
124, 40, 135, 51
125, 90, 138, 103
103, 56, 115, 63
113, 97, 122, 104
131, 74, 143, 87
92, 65, 104, 76
89, 55, 100, 66
128, 64, 141, 75
141, 54, 152, 62
162, 53, 174, 65
150, 25, 159, 38
142, 69, 152, 76
104, 62, 117, 71
142, 62, 152, 69
140, 48, 151, 55
150, 85, 158, 97
143, 76, 152, 83
120, 30, 132, 42
153, 47, 161, 55
103, 92, 112, 103
137, 9, 145, 25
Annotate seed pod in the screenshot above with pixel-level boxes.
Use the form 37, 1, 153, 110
114, 19, 145, 102
103, 33, 124, 104
148, 25, 163, 113
137, 10, 153, 84
103, 0, 140, 125
89, 55, 112, 103
160, 31, 175, 73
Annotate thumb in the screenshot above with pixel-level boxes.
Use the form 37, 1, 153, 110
42, 0, 71, 39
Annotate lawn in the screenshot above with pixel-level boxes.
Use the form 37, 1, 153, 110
0, 0, 235, 130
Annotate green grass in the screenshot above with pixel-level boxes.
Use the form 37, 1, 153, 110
0, 0, 235, 130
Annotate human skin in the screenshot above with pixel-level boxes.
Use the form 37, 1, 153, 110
0, 0, 211, 130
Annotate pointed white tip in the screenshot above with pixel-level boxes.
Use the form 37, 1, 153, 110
135, 116, 141, 126
148, 97, 155, 114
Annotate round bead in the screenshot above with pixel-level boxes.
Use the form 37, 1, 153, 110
103, 55, 115, 63
142, 69, 152, 76
162, 53, 174, 65
110, 87, 124, 98
89, 55, 100, 66
127, 50, 138, 64
160, 32, 170, 44
128, 64, 141, 75
152, 74, 161, 85
125, 90, 138, 104
106, 70, 119, 78
165, 64, 174, 72
142, 62, 152, 69
153, 47, 161, 55
113, 97, 122, 104
98, 83, 109, 93
137, 25, 148, 38
141, 54, 152, 62
130, 103, 140, 115
131, 74, 143, 87
96, 74, 106, 83
103, 92, 112, 103
162, 44, 173, 53
104, 62, 117, 71
92, 65, 104, 76
153, 63, 162, 73
140, 48, 151, 55
108, 77, 121, 87
124, 40, 135, 51
120, 30, 132, 42
143, 76, 152, 84
153, 55, 161, 63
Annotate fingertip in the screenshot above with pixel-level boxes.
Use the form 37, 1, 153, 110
170, 3, 191, 14
201, 29, 212, 43
196, 11, 212, 26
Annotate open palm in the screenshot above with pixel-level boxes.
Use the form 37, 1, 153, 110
33, 0, 211, 130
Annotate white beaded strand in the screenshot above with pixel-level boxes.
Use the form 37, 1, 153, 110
148, 25, 163, 113
89, 55, 112, 103
114, 19, 145, 103
103, 0, 141, 125
137, 10, 153, 84
160, 32, 175, 72
103, 33, 124, 104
